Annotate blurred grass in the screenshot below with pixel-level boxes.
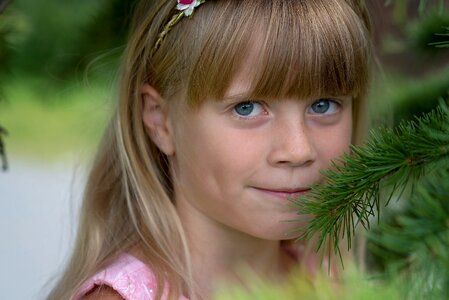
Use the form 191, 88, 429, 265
0, 77, 113, 161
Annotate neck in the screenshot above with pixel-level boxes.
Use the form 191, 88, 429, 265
176, 198, 293, 299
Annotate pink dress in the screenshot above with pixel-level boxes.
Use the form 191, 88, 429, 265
74, 246, 303, 299
74, 253, 188, 300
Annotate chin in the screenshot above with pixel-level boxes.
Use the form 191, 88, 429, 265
252, 223, 302, 241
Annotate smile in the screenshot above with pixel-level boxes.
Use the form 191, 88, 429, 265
252, 187, 311, 200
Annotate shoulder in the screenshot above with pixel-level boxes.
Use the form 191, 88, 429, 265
74, 253, 158, 300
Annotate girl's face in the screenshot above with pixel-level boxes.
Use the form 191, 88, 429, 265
167, 60, 353, 241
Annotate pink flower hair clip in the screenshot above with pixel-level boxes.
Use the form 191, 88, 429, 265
177, 0, 204, 17
152, 0, 207, 55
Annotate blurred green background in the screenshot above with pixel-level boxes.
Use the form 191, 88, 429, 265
0, 0, 135, 160
0, 0, 448, 299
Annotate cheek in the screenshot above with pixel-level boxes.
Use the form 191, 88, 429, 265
205, 139, 261, 191
173, 120, 256, 188
316, 117, 353, 163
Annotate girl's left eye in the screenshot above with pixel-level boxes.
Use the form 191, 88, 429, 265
308, 99, 339, 115
233, 101, 266, 118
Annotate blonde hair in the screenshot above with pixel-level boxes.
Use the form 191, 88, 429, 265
47, 1, 373, 299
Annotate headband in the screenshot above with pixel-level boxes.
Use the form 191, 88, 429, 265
152, 0, 207, 55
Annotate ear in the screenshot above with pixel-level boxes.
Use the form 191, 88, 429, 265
141, 84, 175, 156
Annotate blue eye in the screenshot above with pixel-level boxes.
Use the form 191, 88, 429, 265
309, 99, 338, 114
233, 101, 264, 117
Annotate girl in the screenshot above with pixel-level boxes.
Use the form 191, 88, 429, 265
48, 0, 373, 299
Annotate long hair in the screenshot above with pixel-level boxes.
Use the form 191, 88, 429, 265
47, 1, 373, 299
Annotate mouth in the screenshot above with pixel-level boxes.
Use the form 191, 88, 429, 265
252, 187, 311, 200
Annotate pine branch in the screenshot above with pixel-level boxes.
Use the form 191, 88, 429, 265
429, 26, 449, 48
291, 100, 449, 259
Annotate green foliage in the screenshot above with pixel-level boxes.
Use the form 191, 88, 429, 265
374, 68, 449, 127
408, 12, 449, 54
382, 0, 449, 63
0, 16, 10, 76
368, 168, 449, 299
429, 26, 449, 48
416, 0, 447, 16
2, 0, 135, 81
5, 0, 101, 76
0, 0, 13, 81
214, 265, 401, 300
291, 101, 449, 261
393, 75, 449, 126
385, 0, 447, 25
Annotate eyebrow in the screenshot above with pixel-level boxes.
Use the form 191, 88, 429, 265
222, 91, 253, 101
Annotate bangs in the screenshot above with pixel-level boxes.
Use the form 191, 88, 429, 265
186, 0, 372, 104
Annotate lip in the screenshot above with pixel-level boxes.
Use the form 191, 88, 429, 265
252, 187, 311, 200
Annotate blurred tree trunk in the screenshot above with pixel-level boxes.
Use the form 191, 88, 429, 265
0, 0, 9, 171
0, 0, 10, 13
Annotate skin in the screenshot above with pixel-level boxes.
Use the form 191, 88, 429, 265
141, 54, 353, 298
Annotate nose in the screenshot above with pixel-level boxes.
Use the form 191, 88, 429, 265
268, 118, 317, 168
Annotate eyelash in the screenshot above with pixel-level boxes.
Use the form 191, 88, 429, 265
307, 98, 341, 115
231, 101, 268, 120
229, 98, 343, 121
